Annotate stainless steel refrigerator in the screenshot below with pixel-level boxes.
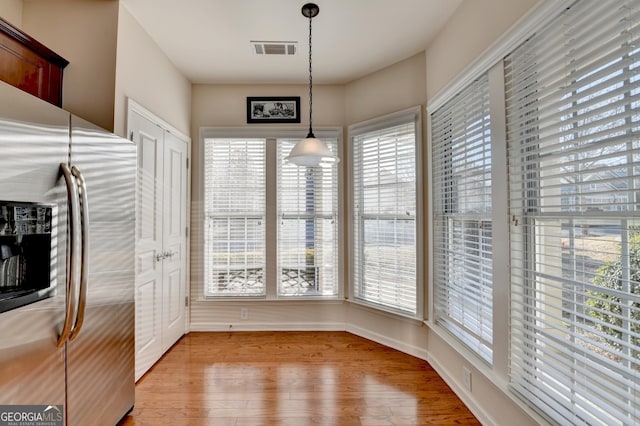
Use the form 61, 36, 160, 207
0, 80, 135, 425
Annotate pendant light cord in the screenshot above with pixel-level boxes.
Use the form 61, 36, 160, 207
307, 11, 314, 139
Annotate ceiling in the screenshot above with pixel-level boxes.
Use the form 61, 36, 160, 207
120, 0, 463, 85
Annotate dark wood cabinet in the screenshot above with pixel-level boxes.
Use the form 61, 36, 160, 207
0, 17, 68, 107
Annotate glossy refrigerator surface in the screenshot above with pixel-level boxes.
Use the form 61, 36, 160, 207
0, 80, 135, 425
66, 115, 136, 425
0, 78, 69, 408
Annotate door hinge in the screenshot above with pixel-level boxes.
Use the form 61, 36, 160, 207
185, 226, 189, 238
186, 158, 189, 169
185, 296, 189, 307
129, 131, 134, 141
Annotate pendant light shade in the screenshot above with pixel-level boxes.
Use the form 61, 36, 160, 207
287, 135, 339, 167
285, 2, 339, 167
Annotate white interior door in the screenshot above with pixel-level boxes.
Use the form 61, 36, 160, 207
130, 110, 164, 381
161, 131, 188, 352
129, 102, 190, 381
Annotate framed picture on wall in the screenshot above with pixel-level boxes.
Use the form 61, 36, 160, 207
247, 96, 301, 123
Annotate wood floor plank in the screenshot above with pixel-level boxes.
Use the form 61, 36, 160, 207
119, 331, 479, 425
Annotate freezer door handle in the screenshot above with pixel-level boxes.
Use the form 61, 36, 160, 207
57, 163, 79, 347
69, 165, 89, 341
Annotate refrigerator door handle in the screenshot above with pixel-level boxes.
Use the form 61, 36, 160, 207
69, 165, 89, 341
57, 163, 79, 347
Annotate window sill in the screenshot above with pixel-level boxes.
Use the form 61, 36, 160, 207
425, 319, 494, 376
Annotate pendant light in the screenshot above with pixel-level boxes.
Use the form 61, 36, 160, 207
286, 2, 339, 167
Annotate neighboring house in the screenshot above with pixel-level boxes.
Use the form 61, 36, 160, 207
561, 169, 632, 213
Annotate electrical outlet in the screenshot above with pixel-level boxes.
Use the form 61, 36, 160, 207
463, 366, 472, 392
240, 307, 248, 320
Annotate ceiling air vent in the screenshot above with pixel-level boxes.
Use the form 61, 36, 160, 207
251, 41, 297, 56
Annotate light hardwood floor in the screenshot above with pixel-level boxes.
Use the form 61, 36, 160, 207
119, 331, 480, 425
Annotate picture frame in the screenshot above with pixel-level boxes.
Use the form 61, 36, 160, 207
247, 96, 301, 123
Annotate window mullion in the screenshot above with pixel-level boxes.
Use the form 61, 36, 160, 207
489, 61, 508, 373
265, 137, 278, 298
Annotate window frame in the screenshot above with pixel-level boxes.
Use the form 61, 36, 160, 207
203, 136, 267, 298
430, 70, 501, 365
347, 106, 424, 319
277, 137, 341, 298
427, 0, 640, 424
200, 127, 344, 301
504, 1, 640, 423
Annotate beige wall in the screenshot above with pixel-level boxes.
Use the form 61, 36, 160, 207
426, 0, 538, 100
191, 83, 344, 131
22, 0, 119, 131
190, 301, 348, 332
7, 1, 190, 137
344, 52, 427, 125
0, 0, 23, 27
114, 4, 191, 138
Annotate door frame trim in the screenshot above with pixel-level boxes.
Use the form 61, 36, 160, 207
127, 98, 190, 143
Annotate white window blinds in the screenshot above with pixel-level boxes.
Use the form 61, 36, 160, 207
506, 0, 640, 424
351, 115, 418, 315
431, 73, 493, 363
277, 138, 339, 296
204, 138, 266, 296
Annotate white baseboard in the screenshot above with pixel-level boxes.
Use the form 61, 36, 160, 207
424, 353, 494, 426
345, 323, 429, 361
188, 321, 347, 332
